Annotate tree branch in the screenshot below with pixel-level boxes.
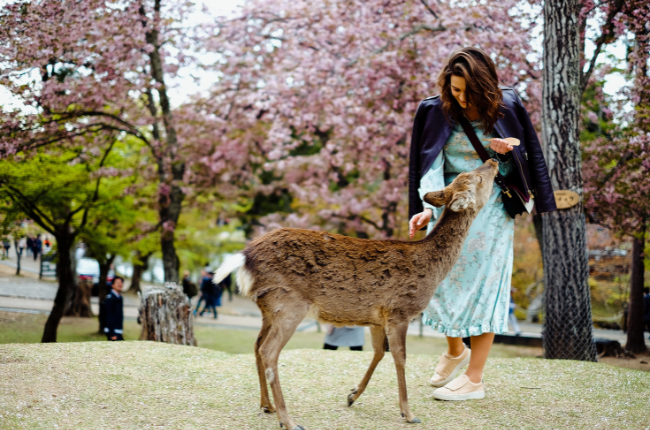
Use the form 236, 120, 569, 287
580, 0, 625, 96
418, 0, 439, 19
2, 186, 57, 235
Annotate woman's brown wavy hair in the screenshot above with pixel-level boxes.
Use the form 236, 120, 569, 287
437, 47, 504, 134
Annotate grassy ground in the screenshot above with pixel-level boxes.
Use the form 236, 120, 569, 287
0, 311, 541, 359
1, 342, 648, 430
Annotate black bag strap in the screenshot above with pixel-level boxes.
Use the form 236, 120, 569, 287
457, 115, 510, 194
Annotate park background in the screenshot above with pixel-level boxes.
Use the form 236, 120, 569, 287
0, 0, 649, 428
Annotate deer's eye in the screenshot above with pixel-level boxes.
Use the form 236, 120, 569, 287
479, 176, 483, 183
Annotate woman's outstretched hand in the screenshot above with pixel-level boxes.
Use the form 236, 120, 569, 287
409, 209, 433, 239
488, 138, 514, 155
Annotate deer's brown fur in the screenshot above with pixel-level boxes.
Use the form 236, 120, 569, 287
215, 160, 499, 429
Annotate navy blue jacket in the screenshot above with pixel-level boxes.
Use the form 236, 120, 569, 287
103, 290, 123, 338
409, 87, 557, 220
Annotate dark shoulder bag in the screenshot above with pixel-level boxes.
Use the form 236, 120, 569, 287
457, 116, 534, 219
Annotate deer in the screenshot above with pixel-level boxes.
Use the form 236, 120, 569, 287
213, 159, 499, 430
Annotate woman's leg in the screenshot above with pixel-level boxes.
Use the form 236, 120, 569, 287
446, 336, 465, 357
465, 333, 495, 383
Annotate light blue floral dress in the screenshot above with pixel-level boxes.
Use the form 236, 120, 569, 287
419, 119, 515, 337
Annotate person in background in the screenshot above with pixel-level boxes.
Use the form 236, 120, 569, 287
508, 288, 521, 336
643, 287, 650, 339
32, 234, 42, 261
182, 270, 198, 300
2, 239, 10, 258
200, 270, 220, 319
193, 269, 212, 317
323, 326, 365, 351
220, 272, 233, 302
104, 276, 125, 341
26, 236, 33, 257
75, 243, 86, 261
17, 236, 26, 257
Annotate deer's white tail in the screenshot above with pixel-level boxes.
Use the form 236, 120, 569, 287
213, 253, 254, 298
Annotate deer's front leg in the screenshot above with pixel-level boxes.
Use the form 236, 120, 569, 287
348, 325, 387, 406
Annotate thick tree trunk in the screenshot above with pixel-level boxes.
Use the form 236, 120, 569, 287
139, 285, 195, 345
97, 254, 116, 334
141, 0, 185, 284
65, 279, 93, 318
626, 232, 647, 353
159, 196, 182, 283
541, 0, 597, 361
41, 236, 76, 343
532, 213, 544, 256
129, 251, 152, 294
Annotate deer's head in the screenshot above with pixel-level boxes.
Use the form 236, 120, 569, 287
423, 159, 498, 213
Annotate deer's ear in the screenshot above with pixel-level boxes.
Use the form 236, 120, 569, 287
423, 190, 450, 208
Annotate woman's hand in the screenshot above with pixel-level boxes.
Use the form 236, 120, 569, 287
409, 209, 433, 239
488, 138, 514, 155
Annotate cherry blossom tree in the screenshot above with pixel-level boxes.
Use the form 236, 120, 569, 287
200, 0, 544, 239
583, 0, 650, 353
0, 0, 244, 285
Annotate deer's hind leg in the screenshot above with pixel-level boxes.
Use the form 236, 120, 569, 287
348, 325, 387, 407
258, 292, 311, 430
387, 319, 420, 424
254, 313, 275, 413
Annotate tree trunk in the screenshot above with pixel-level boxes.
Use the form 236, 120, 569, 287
97, 253, 116, 334
532, 213, 544, 256
129, 251, 152, 294
65, 279, 94, 318
160, 202, 181, 283
141, 0, 185, 284
139, 284, 196, 346
13, 239, 20, 276
541, 0, 597, 361
625, 231, 647, 353
41, 236, 75, 343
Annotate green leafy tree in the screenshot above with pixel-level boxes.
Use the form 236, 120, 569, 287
0, 142, 118, 342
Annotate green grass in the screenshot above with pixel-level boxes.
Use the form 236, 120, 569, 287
0, 311, 541, 359
0, 342, 648, 429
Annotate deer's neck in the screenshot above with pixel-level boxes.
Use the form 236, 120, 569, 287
416, 208, 477, 277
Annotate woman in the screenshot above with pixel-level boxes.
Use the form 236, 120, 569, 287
408, 48, 556, 401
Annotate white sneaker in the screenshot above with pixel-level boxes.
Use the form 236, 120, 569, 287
429, 346, 471, 387
432, 374, 485, 401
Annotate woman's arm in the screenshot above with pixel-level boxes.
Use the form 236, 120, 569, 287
418, 152, 445, 219
514, 96, 558, 213
409, 101, 428, 221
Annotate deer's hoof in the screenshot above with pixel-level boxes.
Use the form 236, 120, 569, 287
409, 417, 422, 424
262, 405, 275, 413
292, 426, 305, 430
347, 393, 356, 407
